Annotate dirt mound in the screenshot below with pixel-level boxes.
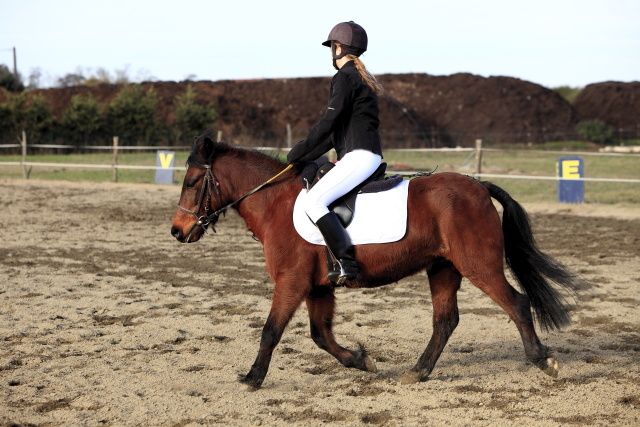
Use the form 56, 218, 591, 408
2, 79, 433, 147
574, 81, 640, 137
179, 78, 437, 148
3, 73, 582, 147
379, 73, 578, 145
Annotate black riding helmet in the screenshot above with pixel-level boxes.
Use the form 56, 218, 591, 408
323, 21, 368, 69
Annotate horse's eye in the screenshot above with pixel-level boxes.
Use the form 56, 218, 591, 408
184, 177, 199, 189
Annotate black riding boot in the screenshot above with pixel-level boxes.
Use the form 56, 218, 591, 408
315, 212, 360, 284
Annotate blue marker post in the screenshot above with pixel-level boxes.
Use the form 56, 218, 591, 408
155, 150, 175, 185
557, 156, 584, 203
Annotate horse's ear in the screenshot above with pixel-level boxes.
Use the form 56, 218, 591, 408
194, 130, 216, 162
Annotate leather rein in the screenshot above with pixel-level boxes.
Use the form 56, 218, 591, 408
177, 162, 293, 240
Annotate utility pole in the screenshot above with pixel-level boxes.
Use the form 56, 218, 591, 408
12, 46, 17, 78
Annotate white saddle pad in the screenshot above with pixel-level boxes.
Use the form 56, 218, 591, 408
292, 180, 410, 245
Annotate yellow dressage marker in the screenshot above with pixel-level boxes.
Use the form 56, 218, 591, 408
557, 157, 584, 203
155, 150, 176, 184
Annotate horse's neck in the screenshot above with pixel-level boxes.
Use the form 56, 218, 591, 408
216, 151, 284, 196
216, 152, 298, 240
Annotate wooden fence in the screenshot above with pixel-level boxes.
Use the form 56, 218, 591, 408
1, 134, 639, 185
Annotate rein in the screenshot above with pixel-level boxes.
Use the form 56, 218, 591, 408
177, 163, 293, 240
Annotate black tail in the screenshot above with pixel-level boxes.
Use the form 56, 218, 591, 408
482, 181, 580, 331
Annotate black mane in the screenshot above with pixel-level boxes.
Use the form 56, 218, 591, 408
186, 130, 291, 175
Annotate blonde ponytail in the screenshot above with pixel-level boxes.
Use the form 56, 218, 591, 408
346, 55, 384, 96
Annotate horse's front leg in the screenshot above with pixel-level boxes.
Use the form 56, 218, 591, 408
239, 277, 310, 389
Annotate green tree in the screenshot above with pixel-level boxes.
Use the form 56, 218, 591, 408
576, 119, 614, 145
0, 64, 24, 92
0, 102, 14, 143
5, 93, 53, 143
174, 85, 216, 142
106, 85, 158, 145
26, 95, 54, 141
57, 73, 86, 87
61, 94, 103, 146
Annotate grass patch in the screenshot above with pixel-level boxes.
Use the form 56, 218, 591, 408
0, 151, 191, 183
530, 140, 599, 151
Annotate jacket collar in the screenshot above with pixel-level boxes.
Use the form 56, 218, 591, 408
340, 60, 356, 71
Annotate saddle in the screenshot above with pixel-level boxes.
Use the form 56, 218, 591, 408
301, 158, 403, 227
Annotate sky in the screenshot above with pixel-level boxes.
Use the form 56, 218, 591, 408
1, 0, 639, 88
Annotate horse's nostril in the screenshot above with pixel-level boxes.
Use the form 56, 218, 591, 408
171, 226, 181, 239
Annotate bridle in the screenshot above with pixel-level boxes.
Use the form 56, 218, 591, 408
177, 162, 223, 240
176, 162, 293, 241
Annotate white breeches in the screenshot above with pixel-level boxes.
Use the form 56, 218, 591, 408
304, 149, 382, 223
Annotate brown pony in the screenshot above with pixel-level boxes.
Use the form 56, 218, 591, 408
171, 133, 579, 389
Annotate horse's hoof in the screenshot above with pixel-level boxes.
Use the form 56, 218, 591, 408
238, 373, 263, 390
541, 357, 560, 378
353, 343, 377, 372
363, 355, 378, 373
399, 370, 423, 385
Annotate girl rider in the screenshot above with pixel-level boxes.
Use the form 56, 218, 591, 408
287, 21, 384, 284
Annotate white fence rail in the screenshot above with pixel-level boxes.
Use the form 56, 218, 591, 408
471, 173, 640, 184
0, 136, 639, 184
17, 162, 185, 171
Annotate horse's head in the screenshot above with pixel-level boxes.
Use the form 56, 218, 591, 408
171, 131, 229, 243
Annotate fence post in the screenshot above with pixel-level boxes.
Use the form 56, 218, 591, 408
216, 130, 223, 143
112, 136, 119, 183
20, 130, 30, 179
286, 123, 292, 148
475, 138, 483, 178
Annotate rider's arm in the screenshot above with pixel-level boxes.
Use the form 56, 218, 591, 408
287, 73, 352, 163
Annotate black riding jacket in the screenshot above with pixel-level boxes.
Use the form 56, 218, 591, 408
287, 61, 383, 163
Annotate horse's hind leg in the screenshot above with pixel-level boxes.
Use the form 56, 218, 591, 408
305, 286, 377, 372
239, 278, 310, 389
401, 260, 462, 384
466, 270, 559, 377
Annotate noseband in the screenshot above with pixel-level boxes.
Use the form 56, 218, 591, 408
177, 162, 294, 241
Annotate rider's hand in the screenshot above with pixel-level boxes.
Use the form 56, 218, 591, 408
287, 140, 307, 164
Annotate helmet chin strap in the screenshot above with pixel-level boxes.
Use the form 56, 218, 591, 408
331, 42, 362, 70
331, 43, 347, 70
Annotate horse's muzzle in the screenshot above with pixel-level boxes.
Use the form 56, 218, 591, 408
171, 226, 185, 242
171, 223, 205, 243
